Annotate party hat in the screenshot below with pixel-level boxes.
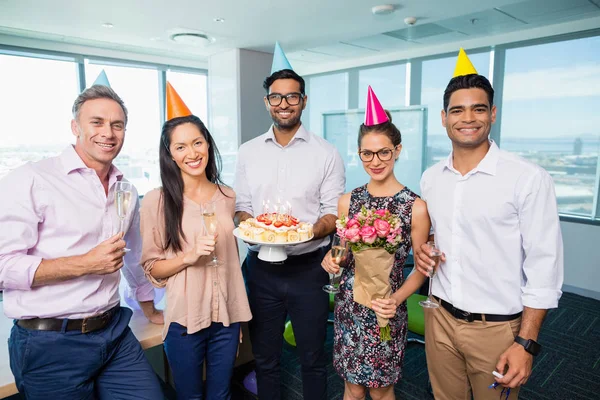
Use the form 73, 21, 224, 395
92, 69, 111, 87
166, 82, 192, 120
271, 41, 293, 74
364, 86, 389, 126
452, 48, 478, 78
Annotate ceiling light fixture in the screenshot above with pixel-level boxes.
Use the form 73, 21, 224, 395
404, 16, 417, 25
170, 32, 214, 46
101, 22, 114, 28
371, 5, 396, 16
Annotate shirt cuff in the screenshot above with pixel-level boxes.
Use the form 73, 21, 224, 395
521, 287, 562, 310
320, 208, 338, 218
4, 255, 42, 290
234, 205, 254, 215
131, 280, 155, 302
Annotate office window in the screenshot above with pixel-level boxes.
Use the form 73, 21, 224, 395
421, 52, 490, 167
307, 72, 348, 136
0, 54, 79, 180
501, 36, 600, 218
358, 64, 407, 108
86, 63, 161, 195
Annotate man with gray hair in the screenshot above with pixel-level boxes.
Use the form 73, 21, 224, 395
0, 85, 164, 399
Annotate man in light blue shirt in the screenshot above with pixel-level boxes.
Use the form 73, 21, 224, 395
235, 68, 345, 400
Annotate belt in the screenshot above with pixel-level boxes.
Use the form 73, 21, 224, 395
434, 296, 522, 322
16, 304, 120, 334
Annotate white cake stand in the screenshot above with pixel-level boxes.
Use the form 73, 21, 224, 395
233, 228, 313, 262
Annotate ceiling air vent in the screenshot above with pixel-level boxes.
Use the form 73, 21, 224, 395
169, 32, 214, 46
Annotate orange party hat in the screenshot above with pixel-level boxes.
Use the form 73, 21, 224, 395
166, 82, 192, 120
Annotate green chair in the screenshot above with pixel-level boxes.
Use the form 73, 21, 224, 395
285, 292, 427, 346
283, 293, 336, 347
407, 293, 427, 344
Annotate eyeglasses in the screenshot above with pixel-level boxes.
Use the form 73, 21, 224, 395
358, 148, 395, 162
266, 92, 304, 106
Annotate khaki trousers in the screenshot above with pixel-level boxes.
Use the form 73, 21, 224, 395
424, 299, 521, 400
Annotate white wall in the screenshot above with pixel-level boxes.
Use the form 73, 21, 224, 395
561, 221, 600, 300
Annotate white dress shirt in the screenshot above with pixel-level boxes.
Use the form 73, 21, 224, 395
234, 124, 346, 255
0, 146, 154, 319
420, 140, 563, 315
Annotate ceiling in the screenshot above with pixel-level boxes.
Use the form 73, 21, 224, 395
0, 0, 599, 73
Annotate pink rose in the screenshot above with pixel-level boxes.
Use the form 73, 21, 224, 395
345, 227, 361, 243
375, 209, 386, 217
359, 225, 377, 244
373, 219, 390, 238
346, 218, 360, 229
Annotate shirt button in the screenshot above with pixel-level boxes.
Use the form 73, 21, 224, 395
214, 282, 217, 286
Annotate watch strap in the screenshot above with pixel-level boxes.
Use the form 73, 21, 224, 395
515, 335, 541, 356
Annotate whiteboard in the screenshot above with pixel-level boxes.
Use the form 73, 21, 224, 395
323, 106, 428, 195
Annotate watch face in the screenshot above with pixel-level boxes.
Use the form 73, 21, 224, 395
528, 340, 541, 355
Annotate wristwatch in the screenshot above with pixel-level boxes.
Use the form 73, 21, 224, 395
514, 336, 541, 356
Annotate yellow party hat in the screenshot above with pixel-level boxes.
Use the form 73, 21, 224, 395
452, 48, 478, 78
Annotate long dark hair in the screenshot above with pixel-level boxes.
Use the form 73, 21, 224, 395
159, 115, 227, 253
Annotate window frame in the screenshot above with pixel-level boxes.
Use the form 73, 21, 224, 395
305, 28, 600, 224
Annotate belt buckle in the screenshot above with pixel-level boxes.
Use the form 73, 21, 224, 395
81, 318, 91, 334
453, 307, 474, 322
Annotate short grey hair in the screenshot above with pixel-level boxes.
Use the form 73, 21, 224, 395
72, 85, 128, 125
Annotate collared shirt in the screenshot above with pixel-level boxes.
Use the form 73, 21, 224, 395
420, 140, 564, 315
0, 145, 154, 319
234, 124, 346, 255
140, 187, 252, 340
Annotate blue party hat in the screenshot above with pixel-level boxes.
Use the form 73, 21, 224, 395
92, 70, 111, 87
270, 41, 293, 74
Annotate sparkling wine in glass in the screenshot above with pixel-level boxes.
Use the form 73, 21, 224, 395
323, 234, 348, 294
202, 201, 223, 267
419, 241, 442, 308
115, 181, 133, 252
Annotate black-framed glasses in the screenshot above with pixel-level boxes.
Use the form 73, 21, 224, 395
267, 92, 304, 106
358, 148, 395, 162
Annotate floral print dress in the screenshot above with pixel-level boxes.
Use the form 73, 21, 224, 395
333, 184, 418, 388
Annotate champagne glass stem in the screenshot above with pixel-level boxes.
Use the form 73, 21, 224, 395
427, 271, 434, 301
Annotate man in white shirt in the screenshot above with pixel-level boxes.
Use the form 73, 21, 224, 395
235, 67, 345, 400
416, 55, 564, 399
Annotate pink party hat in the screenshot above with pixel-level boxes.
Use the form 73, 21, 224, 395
364, 86, 389, 126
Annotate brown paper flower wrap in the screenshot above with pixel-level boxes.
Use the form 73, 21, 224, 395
352, 247, 395, 341
336, 206, 403, 341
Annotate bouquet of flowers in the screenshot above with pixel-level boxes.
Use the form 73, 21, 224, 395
336, 206, 403, 341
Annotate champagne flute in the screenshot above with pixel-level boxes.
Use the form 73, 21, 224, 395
202, 201, 223, 267
419, 241, 442, 308
323, 234, 348, 294
115, 181, 133, 252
